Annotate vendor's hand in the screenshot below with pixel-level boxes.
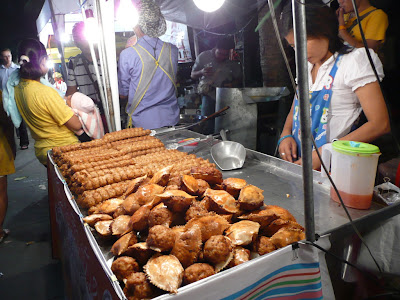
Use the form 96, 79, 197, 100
294, 148, 322, 170
202, 66, 214, 77
336, 7, 345, 26
278, 136, 297, 163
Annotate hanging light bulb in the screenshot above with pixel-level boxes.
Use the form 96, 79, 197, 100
193, 0, 225, 12
117, 0, 139, 31
84, 10, 99, 43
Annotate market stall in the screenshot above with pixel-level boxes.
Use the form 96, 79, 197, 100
47, 129, 400, 299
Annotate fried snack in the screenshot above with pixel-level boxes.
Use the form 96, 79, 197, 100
111, 256, 140, 281
121, 195, 141, 215
109, 135, 156, 149
146, 225, 176, 252
103, 127, 151, 143
203, 188, 239, 214
252, 236, 276, 256
149, 165, 173, 186
68, 154, 133, 175
196, 179, 210, 197
129, 206, 151, 232
78, 180, 134, 208
52, 138, 106, 156
270, 227, 305, 249
82, 214, 113, 227
111, 215, 132, 236
238, 206, 281, 228
111, 232, 138, 256
203, 235, 233, 271
171, 225, 202, 269
238, 184, 264, 211
185, 213, 230, 243
228, 247, 251, 268
222, 178, 247, 198
94, 220, 113, 237
123, 272, 154, 300
181, 175, 199, 195
88, 198, 124, 215
155, 190, 196, 213
123, 175, 148, 198
132, 184, 165, 206
225, 220, 260, 246
122, 242, 155, 266
183, 263, 215, 285
148, 203, 173, 228
261, 219, 304, 237
144, 254, 184, 294
185, 201, 209, 222
190, 166, 223, 185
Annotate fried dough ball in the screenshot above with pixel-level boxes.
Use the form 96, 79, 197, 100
146, 225, 176, 252
252, 236, 276, 256
148, 204, 173, 228
111, 232, 138, 256
133, 184, 165, 206
222, 178, 247, 198
171, 226, 202, 268
111, 256, 140, 281
129, 206, 150, 232
183, 263, 215, 285
270, 227, 305, 249
228, 247, 251, 268
123, 272, 154, 300
122, 194, 141, 215
157, 190, 195, 213
185, 201, 209, 222
196, 179, 210, 197
203, 235, 233, 265
261, 219, 304, 237
185, 213, 230, 243
238, 184, 264, 211
123, 242, 155, 266
181, 175, 199, 195
167, 176, 182, 187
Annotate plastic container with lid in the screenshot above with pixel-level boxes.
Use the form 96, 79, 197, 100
321, 141, 381, 209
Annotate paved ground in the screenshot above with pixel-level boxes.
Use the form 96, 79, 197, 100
0, 133, 64, 299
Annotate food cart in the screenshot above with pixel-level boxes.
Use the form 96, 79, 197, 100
39, 0, 400, 299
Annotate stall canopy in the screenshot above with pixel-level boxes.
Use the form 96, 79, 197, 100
37, 0, 266, 34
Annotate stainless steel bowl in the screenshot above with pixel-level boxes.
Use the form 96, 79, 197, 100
211, 141, 246, 171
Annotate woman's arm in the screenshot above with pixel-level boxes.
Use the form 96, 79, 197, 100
339, 81, 390, 142
278, 100, 298, 162
64, 114, 82, 132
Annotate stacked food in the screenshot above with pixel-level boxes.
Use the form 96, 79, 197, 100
52, 128, 305, 299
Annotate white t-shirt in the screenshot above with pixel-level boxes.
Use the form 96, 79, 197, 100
306, 47, 384, 141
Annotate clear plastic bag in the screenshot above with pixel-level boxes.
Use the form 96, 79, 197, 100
373, 181, 400, 205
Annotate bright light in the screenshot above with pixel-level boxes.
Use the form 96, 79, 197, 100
84, 17, 100, 43
46, 59, 54, 69
61, 33, 70, 43
193, 0, 225, 12
117, 0, 139, 30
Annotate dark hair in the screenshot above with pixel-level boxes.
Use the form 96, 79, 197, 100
280, 1, 348, 54
1, 48, 11, 53
216, 37, 235, 51
72, 21, 86, 43
17, 38, 48, 80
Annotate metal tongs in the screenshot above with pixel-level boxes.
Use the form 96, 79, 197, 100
150, 106, 230, 136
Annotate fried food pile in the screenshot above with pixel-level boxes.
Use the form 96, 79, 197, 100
53, 128, 305, 299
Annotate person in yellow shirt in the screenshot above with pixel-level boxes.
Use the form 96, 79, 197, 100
0, 91, 15, 243
14, 38, 82, 166
337, 0, 388, 53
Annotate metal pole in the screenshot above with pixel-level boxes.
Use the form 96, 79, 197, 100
292, 0, 315, 242
193, 29, 200, 57
48, 0, 67, 81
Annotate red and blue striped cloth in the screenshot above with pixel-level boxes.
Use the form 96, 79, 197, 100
222, 262, 323, 300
